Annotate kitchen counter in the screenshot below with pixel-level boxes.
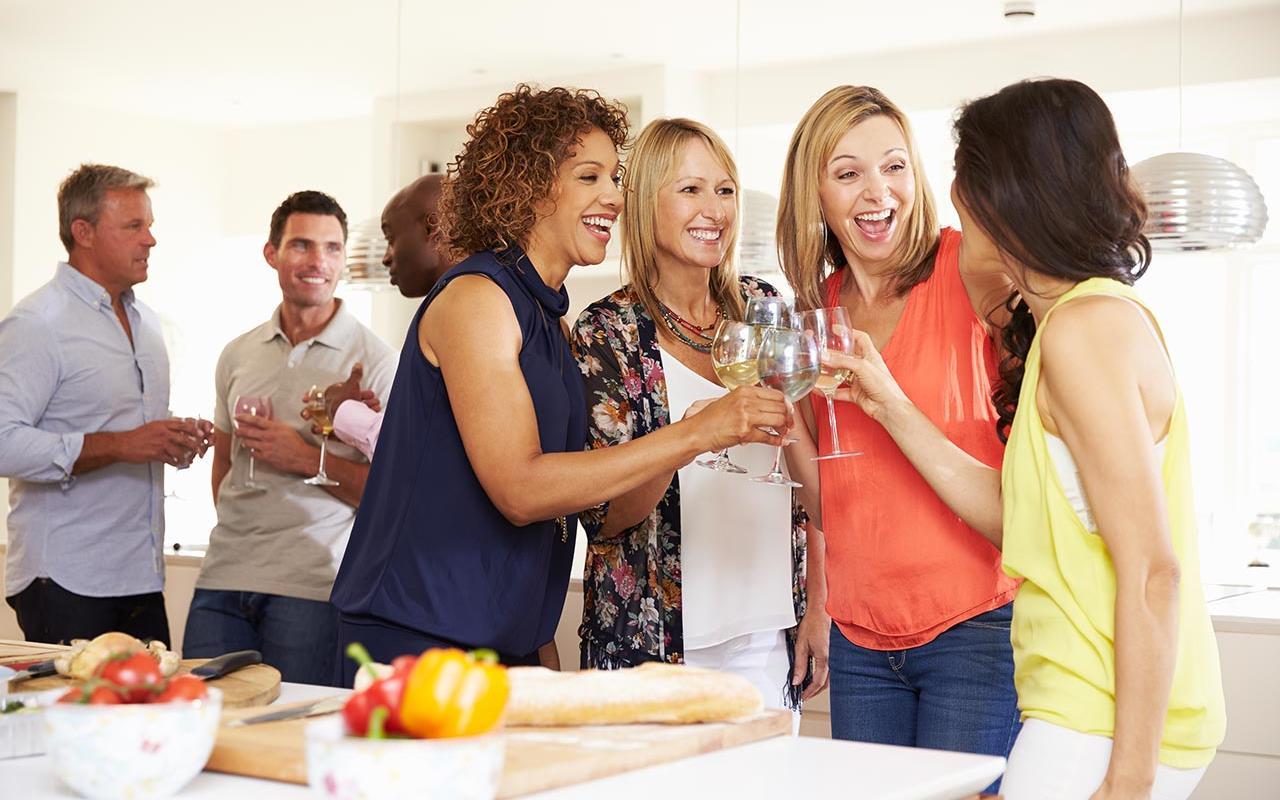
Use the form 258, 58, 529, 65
1206, 585, 1280, 635
5, 682, 1004, 800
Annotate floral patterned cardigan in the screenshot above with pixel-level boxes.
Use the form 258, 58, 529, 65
570, 277, 810, 707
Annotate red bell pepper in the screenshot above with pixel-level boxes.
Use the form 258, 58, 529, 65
341, 643, 416, 738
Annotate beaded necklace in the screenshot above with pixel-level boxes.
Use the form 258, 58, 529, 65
654, 297, 724, 354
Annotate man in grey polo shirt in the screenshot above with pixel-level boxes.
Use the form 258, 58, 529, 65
183, 191, 394, 684
0, 163, 210, 645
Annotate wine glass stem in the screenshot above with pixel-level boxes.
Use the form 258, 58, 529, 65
317, 437, 329, 478
248, 454, 256, 483
824, 390, 842, 453
770, 442, 785, 477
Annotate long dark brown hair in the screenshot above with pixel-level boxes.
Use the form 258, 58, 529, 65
952, 78, 1152, 441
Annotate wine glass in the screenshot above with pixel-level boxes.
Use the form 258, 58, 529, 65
744, 296, 792, 329
232, 395, 272, 492
800, 307, 862, 460
700, 320, 764, 474
303, 385, 340, 487
752, 328, 819, 487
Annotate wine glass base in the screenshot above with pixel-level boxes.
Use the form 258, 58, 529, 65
696, 457, 749, 474
812, 450, 863, 461
303, 475, 340, 487
751, 473, 802, 488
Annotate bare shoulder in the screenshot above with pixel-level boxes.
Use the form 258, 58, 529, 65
1039, 293, 1158, 382
420, 275, 521, 362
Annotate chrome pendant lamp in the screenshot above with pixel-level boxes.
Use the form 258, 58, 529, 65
1131, 0, 1268, 251
341, 0, 402, 289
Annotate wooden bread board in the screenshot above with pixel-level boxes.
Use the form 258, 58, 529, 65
0, 642, 281, 709
208, 700, 792, 797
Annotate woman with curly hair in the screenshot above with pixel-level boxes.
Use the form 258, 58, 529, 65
329, 85, 790, 682
572, 117, 828, 713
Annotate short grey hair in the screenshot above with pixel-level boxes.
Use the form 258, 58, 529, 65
57, 164, 155, 252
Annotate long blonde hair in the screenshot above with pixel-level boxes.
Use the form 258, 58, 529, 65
622, 118, 746, 324
777, 86, 939, 311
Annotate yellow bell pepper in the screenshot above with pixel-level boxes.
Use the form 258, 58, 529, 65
400, 648, 509, 738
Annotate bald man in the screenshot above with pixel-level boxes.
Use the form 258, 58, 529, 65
314, 175, 458, 458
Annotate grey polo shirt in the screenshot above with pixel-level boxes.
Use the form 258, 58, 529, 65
196, 301, 395, 602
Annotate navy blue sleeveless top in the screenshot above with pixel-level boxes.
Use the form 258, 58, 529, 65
330, 247, 586, 658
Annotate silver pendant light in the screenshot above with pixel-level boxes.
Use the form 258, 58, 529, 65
1131, 0, 1268, 251
341, 0, 401, 289
342, 218, 391, 287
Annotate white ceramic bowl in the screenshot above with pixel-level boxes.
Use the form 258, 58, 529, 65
42, 686, 222, 800
305, 715, 505, 800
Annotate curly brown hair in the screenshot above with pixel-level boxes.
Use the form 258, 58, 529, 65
437, 84, 629, 261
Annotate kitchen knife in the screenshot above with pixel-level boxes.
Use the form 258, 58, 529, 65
224, 695, 346, 727
5, 659, 57, 685
189, 650, 262, 681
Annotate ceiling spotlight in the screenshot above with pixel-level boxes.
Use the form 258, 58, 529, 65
1004, 1, 1035, 20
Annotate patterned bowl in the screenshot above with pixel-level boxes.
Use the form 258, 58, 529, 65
305, 715, 505, 800
42, 687, 222, 799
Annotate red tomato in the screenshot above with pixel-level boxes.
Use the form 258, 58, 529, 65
153, 674, 209, 703
58, 685, 124, 704
97, 652, 164, 702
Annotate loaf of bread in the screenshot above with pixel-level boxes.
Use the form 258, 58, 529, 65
505, 662, 764, 726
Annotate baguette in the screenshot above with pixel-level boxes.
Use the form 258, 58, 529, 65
505, 662, 764, 726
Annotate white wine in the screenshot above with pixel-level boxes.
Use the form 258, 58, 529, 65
310, 404, 334, 436
814, 367, 852, 393
761, 366, 819, 401
713, 359, 761, 389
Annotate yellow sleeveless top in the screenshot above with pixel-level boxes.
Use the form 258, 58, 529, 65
1001, 278, 1226, 769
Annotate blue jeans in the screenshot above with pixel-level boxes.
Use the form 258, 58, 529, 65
828, 603, 1021, 793
182, 589, 339, 686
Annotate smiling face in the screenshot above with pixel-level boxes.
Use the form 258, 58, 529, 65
817, 114, 916, 271
653, 136, 737, 275
525, 126, 623, 271
79, 188, 156, 294
264, 212, 345, 309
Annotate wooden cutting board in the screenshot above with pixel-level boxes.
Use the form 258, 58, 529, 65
0, 640, 280, 708
208, 700, 792, 797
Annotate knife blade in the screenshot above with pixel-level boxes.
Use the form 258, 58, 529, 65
224, 695, 347, 727
190, 650, 262, 681
6, 659, 57, 685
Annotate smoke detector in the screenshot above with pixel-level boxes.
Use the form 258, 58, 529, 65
1004, 1, 1035, 20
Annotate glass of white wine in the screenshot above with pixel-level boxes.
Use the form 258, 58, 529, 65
232, 395, 272, 492
701, 320, 763, 474
302, 385, 340, 487
800, 307, 862, 460
753, 328, 819, 487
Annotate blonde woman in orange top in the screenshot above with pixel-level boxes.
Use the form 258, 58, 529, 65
778, 85, 1018, 787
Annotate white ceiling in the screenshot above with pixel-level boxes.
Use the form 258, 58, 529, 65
0, 0, 1270, 126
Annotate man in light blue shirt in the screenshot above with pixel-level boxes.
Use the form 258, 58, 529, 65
0, 163, 211, 645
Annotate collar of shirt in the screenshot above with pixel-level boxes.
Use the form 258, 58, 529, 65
260, 299, 356, 350
56, 262, 137, 314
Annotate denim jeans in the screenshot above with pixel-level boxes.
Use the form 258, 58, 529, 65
828, 602, 1021, 793
182, 589, 339, 686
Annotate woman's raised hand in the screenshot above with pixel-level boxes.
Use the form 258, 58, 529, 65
689, 386, 791, 452
825, 327, 909, 422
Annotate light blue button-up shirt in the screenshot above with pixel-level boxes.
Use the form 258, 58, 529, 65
0, 263, 169, 598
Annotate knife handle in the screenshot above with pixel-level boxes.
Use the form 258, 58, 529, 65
192, 650, 262, 680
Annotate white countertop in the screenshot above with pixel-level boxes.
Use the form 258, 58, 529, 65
5, 682, 1004, 800
1206, 586, 1280, 635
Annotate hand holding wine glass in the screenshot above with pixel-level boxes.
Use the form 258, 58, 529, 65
232, 394, 273, 491
823, 326, 910, 423
753, 328, 819, 487
701, 320, 766, 473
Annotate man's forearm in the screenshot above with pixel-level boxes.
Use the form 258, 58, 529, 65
72, 431, 126, 475
315, 453, 370, 508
